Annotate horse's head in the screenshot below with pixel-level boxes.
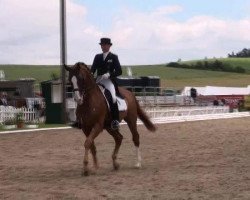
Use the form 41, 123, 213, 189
65, 62, 94, 105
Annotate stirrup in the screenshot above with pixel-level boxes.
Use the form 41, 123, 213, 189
111, 120, 120, 130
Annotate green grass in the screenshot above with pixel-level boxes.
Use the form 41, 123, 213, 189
0, 65, 60, 83
1, 58, 250, 90
130, 64, 250, 89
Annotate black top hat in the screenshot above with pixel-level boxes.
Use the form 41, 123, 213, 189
99, 38, 112, 45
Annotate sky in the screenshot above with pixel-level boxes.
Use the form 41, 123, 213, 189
0, 0, 250, 65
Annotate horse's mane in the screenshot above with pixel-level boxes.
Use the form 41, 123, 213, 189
75, 62, 93, 77
75, 62, 97, 89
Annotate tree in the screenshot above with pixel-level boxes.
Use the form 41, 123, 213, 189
228, 48, 250, 58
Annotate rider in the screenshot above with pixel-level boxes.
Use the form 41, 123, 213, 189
91, 37, 122, 130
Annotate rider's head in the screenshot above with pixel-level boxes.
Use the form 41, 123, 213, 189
99, 38, 112, 53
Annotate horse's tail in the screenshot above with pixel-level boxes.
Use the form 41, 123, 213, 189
136, 99, 156, 132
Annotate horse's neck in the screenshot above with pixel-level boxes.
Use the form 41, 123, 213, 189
84, 82, 100, 99
83, 82, 105, 108
82, 75, 104, 103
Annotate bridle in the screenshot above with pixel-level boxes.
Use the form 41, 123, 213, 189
69, 74, 83, 105
68, 64, 95, 105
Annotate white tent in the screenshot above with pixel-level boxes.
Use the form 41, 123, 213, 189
182, 85, 250, 96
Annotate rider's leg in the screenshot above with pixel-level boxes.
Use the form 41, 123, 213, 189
99, 79, 120, 130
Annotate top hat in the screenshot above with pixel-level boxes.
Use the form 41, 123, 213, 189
99, 38, 112, 45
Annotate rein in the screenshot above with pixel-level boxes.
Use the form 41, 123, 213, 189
69, 64, 98, 104
79, 84, 96, 95
73, 76, 97, 102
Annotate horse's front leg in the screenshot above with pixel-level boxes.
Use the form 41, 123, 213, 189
82, 125, 102, 176
82, 146, 90, 176
106, 128, 123, 170
90, 141, 99, 171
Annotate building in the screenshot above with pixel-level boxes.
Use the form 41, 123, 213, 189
0, 79, 36, 98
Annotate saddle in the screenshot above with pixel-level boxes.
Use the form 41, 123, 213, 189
98, 85, 127, 112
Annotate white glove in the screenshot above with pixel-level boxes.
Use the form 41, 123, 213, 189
102, 72, 110, 79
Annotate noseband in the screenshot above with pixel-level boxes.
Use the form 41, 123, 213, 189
71, 75, 84, 105
71, 73, 94, 105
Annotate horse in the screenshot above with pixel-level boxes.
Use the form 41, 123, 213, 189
65, 62, 156, 176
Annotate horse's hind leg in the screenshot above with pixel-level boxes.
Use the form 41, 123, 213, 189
126, 120, 142, 168
106, 128, 123, 170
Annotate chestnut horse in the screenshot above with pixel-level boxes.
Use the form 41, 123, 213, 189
65, 62, 156, 176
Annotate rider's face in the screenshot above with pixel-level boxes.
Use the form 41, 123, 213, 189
101, 44, 111, 53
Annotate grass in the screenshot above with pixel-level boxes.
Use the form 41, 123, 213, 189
1, 58, 250, 90
0, 65, 60, 83
130, 63, 250, 89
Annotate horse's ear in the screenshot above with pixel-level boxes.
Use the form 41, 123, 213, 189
76, 62, 87, 67
82, 62, 87, 67
76, 62, 81, 70
64, 65, 71, 71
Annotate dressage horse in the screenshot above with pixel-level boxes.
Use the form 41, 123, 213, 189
65, 62, 156, 176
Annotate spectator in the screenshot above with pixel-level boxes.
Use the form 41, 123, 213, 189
0, 92, 8, 106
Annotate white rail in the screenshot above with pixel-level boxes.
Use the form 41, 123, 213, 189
145, 106, 230, 118
125, 106, 250, 124
149, 112, 250, 124
136, 106, 249, 124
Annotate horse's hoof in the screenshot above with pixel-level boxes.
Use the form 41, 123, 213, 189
81, 171, 89, 176
134, 163, 142, 169
113, 163, 120, 170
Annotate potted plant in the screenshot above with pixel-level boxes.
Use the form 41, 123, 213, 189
16, 112, 25, 129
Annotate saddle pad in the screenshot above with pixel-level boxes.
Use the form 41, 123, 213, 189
117, 96, 127, 111
98, 85, 127, 111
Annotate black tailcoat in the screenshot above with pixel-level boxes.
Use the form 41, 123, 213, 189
91, 52, 122, 80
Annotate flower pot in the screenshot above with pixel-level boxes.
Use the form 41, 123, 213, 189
17, 122, 24, 129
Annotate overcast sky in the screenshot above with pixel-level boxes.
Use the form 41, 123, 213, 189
1, 0, 250, 65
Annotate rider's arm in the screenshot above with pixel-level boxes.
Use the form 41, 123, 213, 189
91, 55, 98, 75
110, 54, 122, 78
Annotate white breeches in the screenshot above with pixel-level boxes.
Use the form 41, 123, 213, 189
98, 78, 116, 103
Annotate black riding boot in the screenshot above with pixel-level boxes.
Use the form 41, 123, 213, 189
111, 102, 120, 130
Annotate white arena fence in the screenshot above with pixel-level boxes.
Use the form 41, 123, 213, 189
67, 97, 249, 124
121, 105, 250, 125
0, 106, 40, 124
149, 112, 250, 124
144, 106, 230, 118
1, 103, 249, 127
140, 106, 250, 124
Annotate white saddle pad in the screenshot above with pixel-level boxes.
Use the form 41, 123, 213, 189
98, 85, 127, 111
